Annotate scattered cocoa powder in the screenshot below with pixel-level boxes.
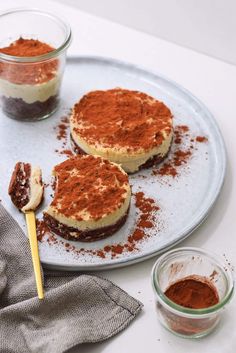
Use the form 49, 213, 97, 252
153, 124, 209, 178
104, 245, 111, 252
59, 149, 74, 157
153, 125, 198, 178
57, 123, 67, 141
174, 125, 189, 145
93, 191, 159, 258
173, 150, 191, 166
209, 270, 218, 281
135, 191, 159, 213
154, 148, 191, 178
174, 138, 181, 144
128, 229, 145, 242
177, 125, 189, 133
36, 190, 160, 259
155, 163, 178, 178
54, 115, 72, 156
110, 244, 124, 255
196, 136, 208, 143
137, 214, 153, 228
96, 250, 105, 259
56, 116, 69, 142
223, 254, 234, 272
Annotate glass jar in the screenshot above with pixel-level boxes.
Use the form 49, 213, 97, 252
151, 247, 234, 338
0, 8, 71, 121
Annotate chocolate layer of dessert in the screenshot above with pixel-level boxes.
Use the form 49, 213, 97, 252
1, 94, 59, 121
43, 209, 129, 242
8, 162, 31, 209
70, 133, 170, 173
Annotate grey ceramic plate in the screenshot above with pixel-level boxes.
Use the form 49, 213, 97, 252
0, 56, 226, 270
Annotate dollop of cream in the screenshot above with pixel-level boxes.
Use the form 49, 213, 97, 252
22, 166, 44, 212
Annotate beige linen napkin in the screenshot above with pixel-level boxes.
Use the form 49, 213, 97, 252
0, 204, 143, 353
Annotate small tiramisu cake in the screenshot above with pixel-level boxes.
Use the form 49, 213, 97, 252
70, 88, 173, 173
43, 155, 131, 241
8, 162, 44, 212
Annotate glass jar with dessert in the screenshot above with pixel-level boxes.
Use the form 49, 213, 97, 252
0, 8, 71, 121
152, 247, 234, 338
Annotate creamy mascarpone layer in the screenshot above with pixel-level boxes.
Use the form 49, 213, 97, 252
0, 75, 60, 104
71, 124, 173, 173
22, 166, 44, 212
45, 161, 131, 232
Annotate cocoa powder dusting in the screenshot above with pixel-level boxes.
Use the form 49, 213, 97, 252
159, 275, 220, 336
0, 38, 57, 84
153, 124, 208, 178
54, 115, 73, 157
51, 156, 129, 220
59, 149, 74, 157
128, 229, 145, 242
173, 150, 191, 166
56, 116, 69, 141
72, 88, 173, 151
38, 117, 208, 259
0, 38, 55, 57
164, 276, 219, 309
91, 191, 159, 258
57, 124, 67, 140
37, 190, 160, 259
209, 270, 218, 281
196, 136, 208, 143
177, 125, 189, 133
153, 125, 194, 178
156, 163, 178, 178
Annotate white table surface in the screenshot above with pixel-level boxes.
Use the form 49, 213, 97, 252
2, 1, 236, 352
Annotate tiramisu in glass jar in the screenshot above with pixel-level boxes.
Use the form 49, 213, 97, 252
0, 9, 71, 121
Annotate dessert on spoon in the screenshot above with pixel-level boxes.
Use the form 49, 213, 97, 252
8, 162, 44, 299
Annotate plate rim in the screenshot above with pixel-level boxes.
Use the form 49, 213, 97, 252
41, 55, 226, 271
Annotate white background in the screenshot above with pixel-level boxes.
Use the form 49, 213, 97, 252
56, 0, 236, 65
1, 0, 236, 352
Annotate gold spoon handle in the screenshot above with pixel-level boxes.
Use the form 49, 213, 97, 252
25, 211, 44, 299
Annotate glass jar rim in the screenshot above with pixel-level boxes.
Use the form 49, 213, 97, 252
152, 247, 234, 317
0, 8, 72, 63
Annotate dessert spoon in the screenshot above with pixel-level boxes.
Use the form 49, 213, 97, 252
8, 162, 44, 299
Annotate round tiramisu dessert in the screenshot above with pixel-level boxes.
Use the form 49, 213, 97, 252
0, 38, 60, 120
8, 162, 44, 212
70, 88, 173, 173
43, 155, 131, 241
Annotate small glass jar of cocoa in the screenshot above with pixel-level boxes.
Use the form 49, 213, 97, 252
152, 247, 234, 338
0, 9, 71, 121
